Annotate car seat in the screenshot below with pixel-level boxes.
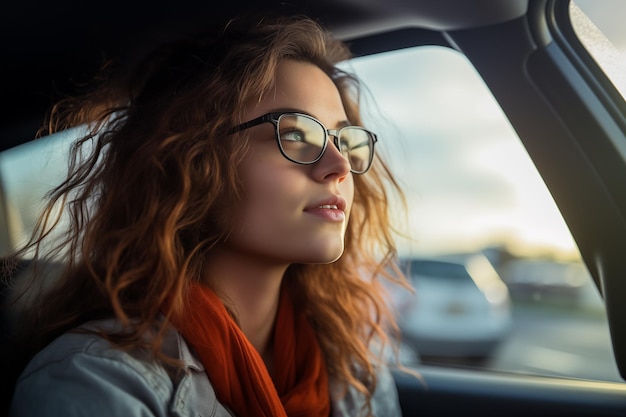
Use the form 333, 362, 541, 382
0, 126, 84, 411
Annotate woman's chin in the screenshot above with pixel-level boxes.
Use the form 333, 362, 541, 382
305, 242, 345, 264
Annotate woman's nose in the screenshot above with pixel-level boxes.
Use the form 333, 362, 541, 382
312, 135, 351, 182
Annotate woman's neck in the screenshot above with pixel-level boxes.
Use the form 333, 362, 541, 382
202, 248, 288, 368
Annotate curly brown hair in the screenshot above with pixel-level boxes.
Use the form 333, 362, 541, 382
8, 15, 407, 415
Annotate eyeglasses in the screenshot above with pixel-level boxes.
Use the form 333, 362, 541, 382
229, 112, 377, 174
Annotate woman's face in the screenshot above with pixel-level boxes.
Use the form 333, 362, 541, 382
226, 59, 355, 265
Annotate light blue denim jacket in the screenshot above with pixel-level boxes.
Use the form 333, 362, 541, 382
9, 319, 402, 416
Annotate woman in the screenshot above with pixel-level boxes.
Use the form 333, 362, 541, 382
7, 15, 407, 417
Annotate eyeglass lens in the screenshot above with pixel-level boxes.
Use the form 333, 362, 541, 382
277, 114, 373, 173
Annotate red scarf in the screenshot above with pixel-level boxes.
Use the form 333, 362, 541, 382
170, 282, 330, 417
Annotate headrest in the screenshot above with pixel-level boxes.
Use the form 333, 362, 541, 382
0, 126, 88, 256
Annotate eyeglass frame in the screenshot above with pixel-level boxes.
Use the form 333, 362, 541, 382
228, 111, 378, 174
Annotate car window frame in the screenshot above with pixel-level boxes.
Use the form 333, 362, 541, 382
546, 0, 626, 379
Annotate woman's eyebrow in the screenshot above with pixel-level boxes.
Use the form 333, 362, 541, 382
269, 107, 305, 114
270, 107, 353, 129
268, 108, 352, 128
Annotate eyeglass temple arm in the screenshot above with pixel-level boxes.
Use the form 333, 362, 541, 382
227, 114, 277, 134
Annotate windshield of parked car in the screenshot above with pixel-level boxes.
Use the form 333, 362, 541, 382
407, 260, 470, 281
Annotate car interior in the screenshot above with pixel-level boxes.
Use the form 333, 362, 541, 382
2, 0, 626, 415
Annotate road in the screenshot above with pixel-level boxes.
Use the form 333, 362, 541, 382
484, 304, 622, 382
405, 303, 624, 382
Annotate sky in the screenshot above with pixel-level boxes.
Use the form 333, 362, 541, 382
344, 2, 626, 258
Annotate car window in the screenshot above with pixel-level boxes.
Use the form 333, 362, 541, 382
343, 43, 623, 382
570, 0, 626, 100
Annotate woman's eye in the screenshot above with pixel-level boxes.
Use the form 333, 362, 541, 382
280, 130, 307, 142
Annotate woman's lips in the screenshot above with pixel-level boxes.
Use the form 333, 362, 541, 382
304, 196, 347, 222
304, 205, 346, 222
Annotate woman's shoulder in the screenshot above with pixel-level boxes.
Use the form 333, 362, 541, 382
10, 320, 231, 417
20, 320, 143, 368
19, 319, 174, 384
11, 319, 174, 416
369, 363, 403, 417
331, 363, 403, 417
10, 318, 233, 417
